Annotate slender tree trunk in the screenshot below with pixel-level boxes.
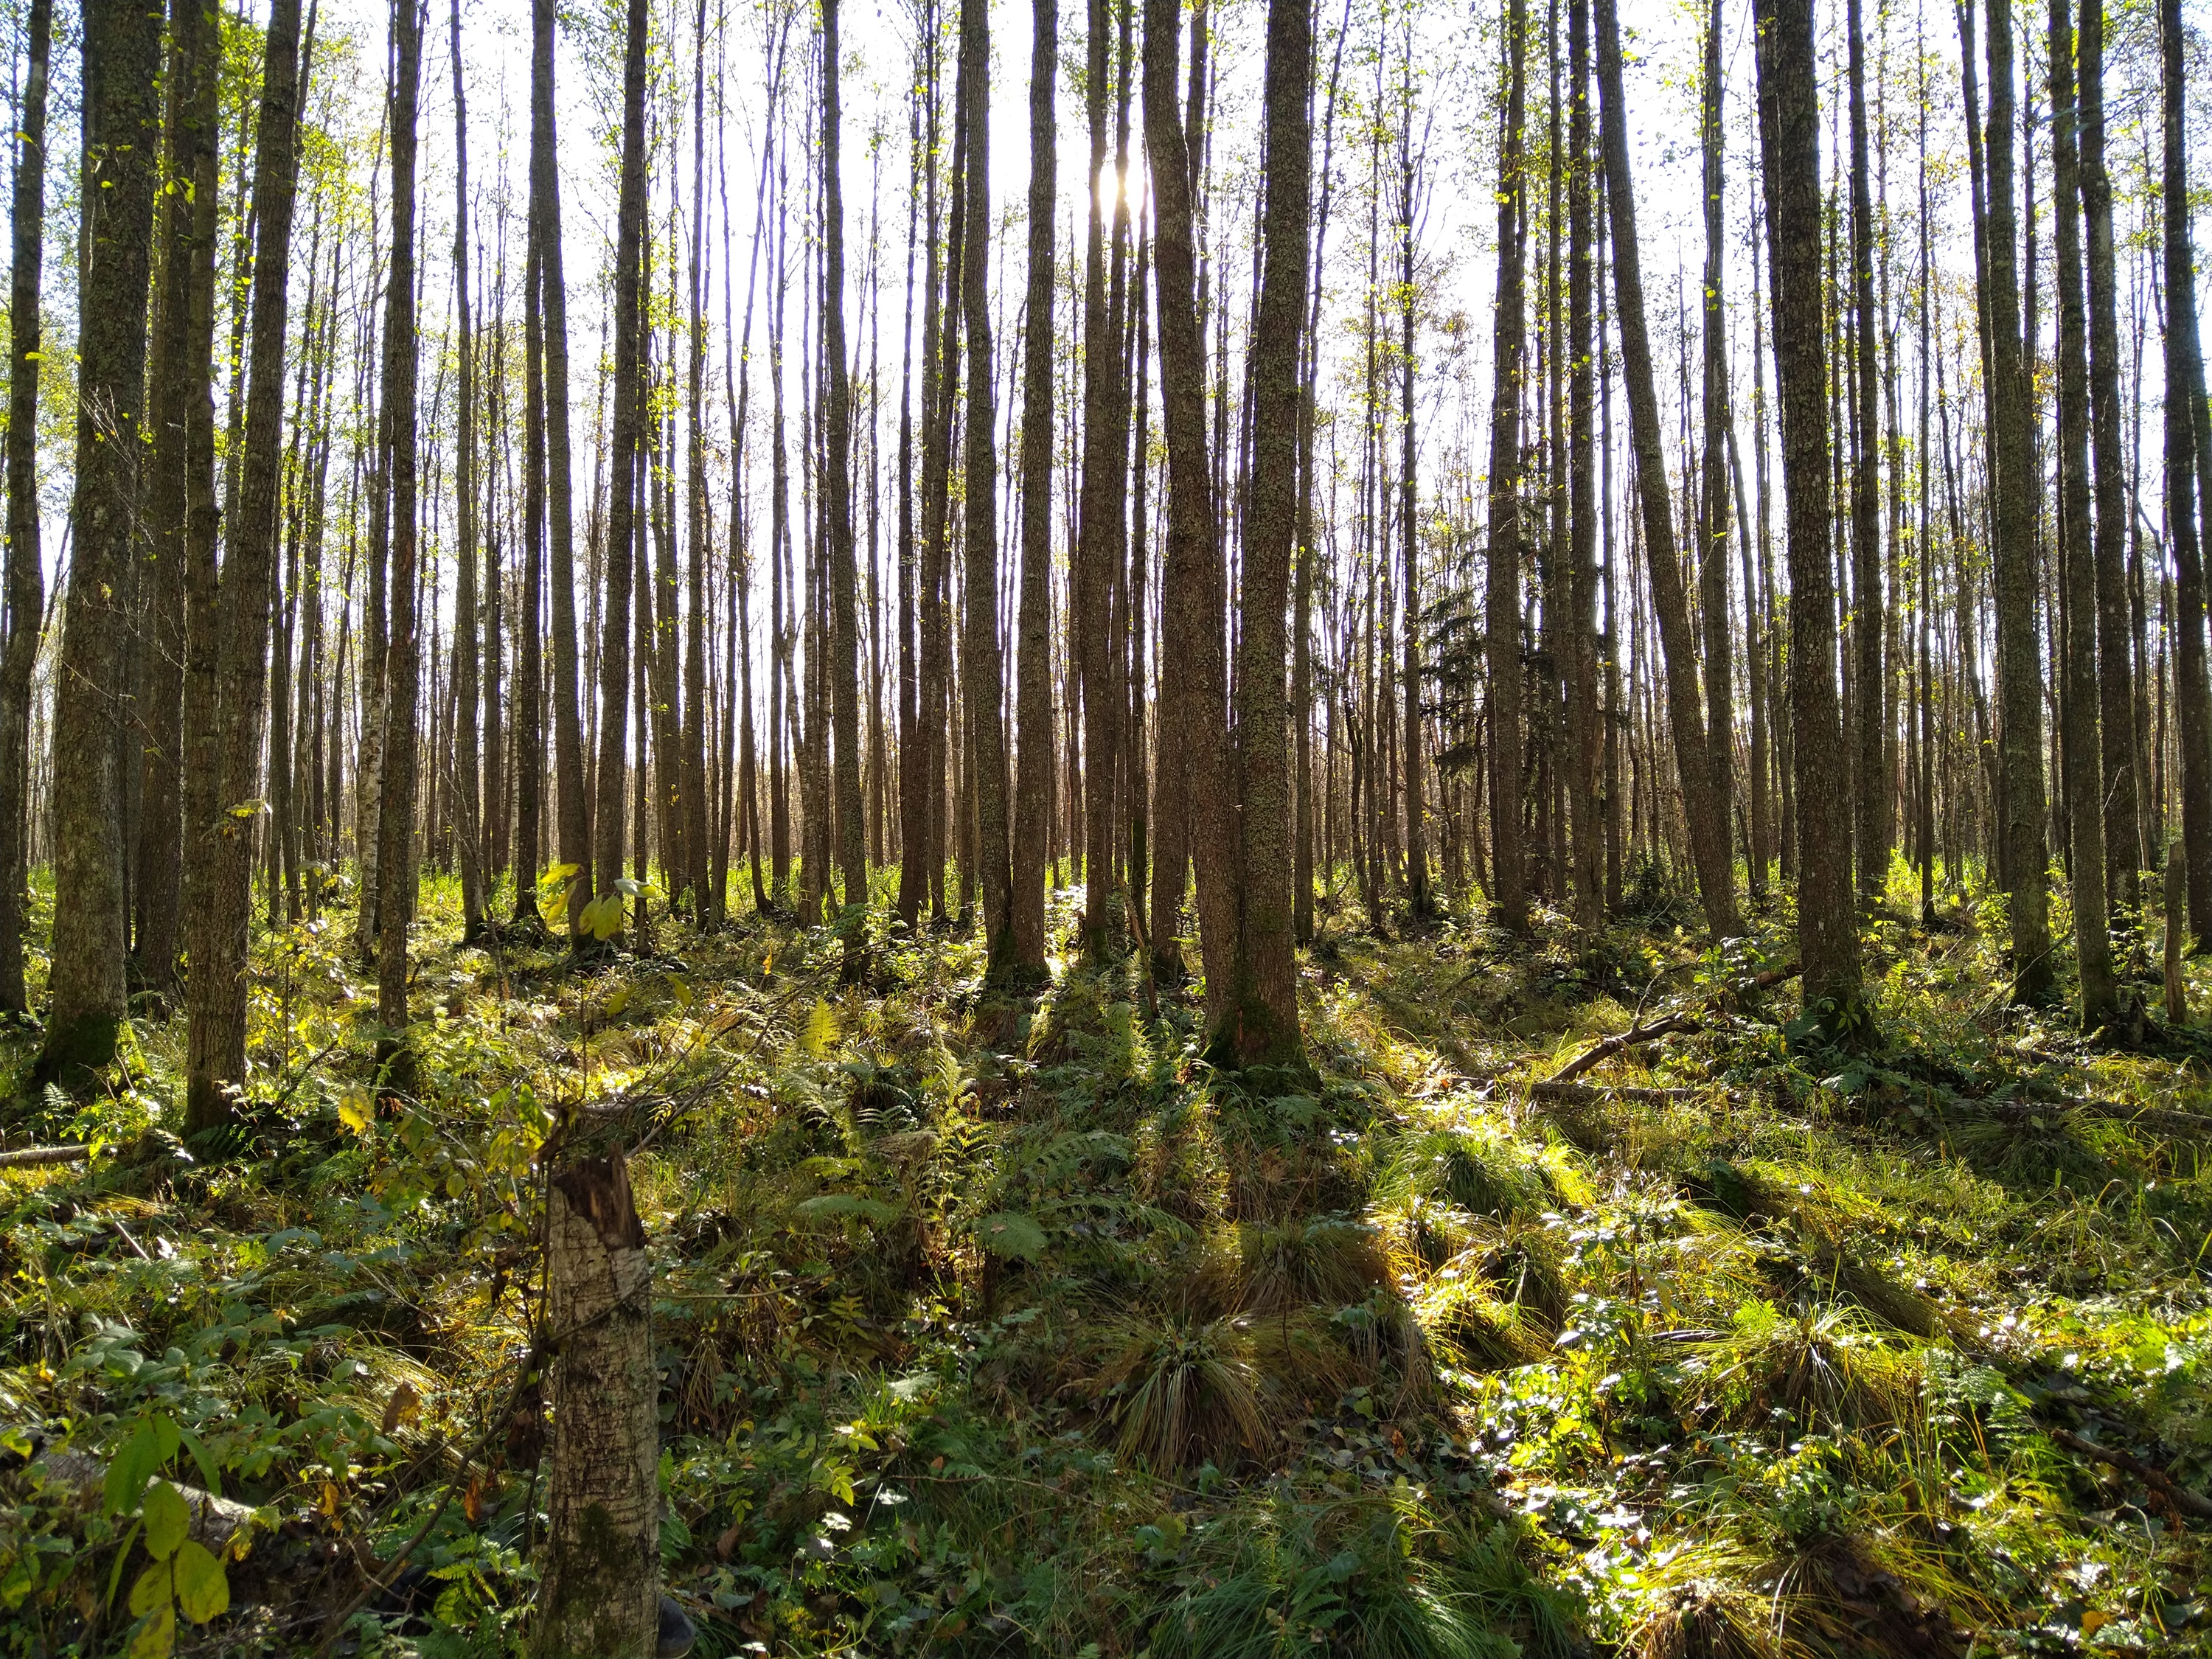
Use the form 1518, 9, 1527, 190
956, 0, 1013, 977
1701, 0, 1736, 907
451, 0, 483, 943
1486, 0, 1529, 933
515, 222, 547, 928
1846, 0, 1884, 905
131, 0, 210, 999
1399, 35, 1427, 921
1981, 0, 2055, 998
2048, 0, 2115, 1026
372, 0, 423, 1067
1010, 0, 1055, 975
1753, 0, 1865, 1026
684, 0, 712, 923
1145, 0, 1234, 1017
0, 0, 46, 1012
824, 0, 867, 959
590, 0, 649, 944
1596, 0, 1736, 939
534, 0, 588, 937
1566, 0, 1601, 930
2077, 0, 2138, 907
37, 0, 161, 1088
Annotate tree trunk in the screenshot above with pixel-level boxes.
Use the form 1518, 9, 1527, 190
2077, 0, 2138, 906
0, 0, 46, 1013
372, 0, 423, 1071
1980, 0, 2055, 999
1144, 0, 1234, 1013
1208, 0, 1312, 1071
1596, 0, 1737, 939
451, 0, 484, 943
1753, 0, 1865, 1027
1010, 0, 1055, 976
535, 1150, 659, 1658
131, 0, 212, 1000
1486, 0, 1529, 934
1701, 0, 1737, 910
591, 0, 650, 943
956, 0, 1014, 978
684, 0, 712, 924
1846, 0, 1884, 905
37, 0, 162, 1089
533, 0, 589, 939
824, 0, 867, 959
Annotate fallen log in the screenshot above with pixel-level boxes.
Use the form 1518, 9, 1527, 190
0, 1143, 93, 1169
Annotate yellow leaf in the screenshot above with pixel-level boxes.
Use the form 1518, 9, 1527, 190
128, 1562, 169, 1618
171, 1540, 227, 1624
337, 1091, 372, 1134
127, 1603, 175, 1659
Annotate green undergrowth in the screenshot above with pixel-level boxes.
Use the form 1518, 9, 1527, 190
2, 863, 2211, 1656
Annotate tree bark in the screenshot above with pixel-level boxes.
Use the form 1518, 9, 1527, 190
1981, 0, 2055, 998
37, 0, 161, 1088
187, 0, 310, 1129
1701, 0, 1737, 909
372, 0, 423, 1068
533, 0, 589, 939
956, 0, 1014, 978
451, 0, 484, 944
2048, 0, 2115, 1026
591, 0, 650, 943
535, 1150, 659, 1658
824, 0, 867, 961
1596, 0, 1737, 939
1846, 0, 1884, 905
1011, 0, 1056, 976
0, 0, 46, 1013
1486, 0, 1529, 934
2076, 0, 2138, 906
1753, 0, 1865, 1028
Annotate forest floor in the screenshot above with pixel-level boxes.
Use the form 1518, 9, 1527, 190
3, 864, 2212, 1658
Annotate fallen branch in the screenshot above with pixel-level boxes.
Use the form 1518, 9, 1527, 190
1978, 1096, 2212, 1138
2050, 1427, 2212, 1521
1529, 1079, 1704, 1109
0, 1143, 93, 1169
1546, 1012, 1703, 1085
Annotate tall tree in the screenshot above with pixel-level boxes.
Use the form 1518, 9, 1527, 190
1596, 0, 1738, 939
2048, 0, 2115, 1026
824, 0, 867, 961
591, 0, 650, 944
189, 0, 313, 1130
1753, 0, 1865, 1026
1144, 0, 1232, 1009
684, 0, 712, 922
1565, 0, 1600, 930
1980, 0, 2054, 998
133, 0, 215, 998
2160, 0, 2212, 945
452, 0, 484, 943
1211, 0, 1313, 1067
1398, 24, 1427, 920
534, 0, 589, 938
1701, 0, 1736, 908
1846, 0, 1884, 904
2077, 0, 2138, 902
374, 0, 424, 1062
957, 0, 1014, 975
36, 0, 162, 1087
1011, 0, 1055, 974
1485, 0, 1529, 934
0, 0, 47, 1014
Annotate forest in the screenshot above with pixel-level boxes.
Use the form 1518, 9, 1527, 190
2, 0, 2212, 1648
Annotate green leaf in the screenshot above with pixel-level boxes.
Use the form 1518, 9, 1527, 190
142, 1481, 189, 1561
975, 1211, 1047, 1262
793, 1194, 894, 1225
127, 1602, 176, 1659
613, 876, 644, 897
602, 986, 632, 1018
128, 1561, 170, 1618
172, 1540, 228, 1624
105, 1419, 172, 1514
